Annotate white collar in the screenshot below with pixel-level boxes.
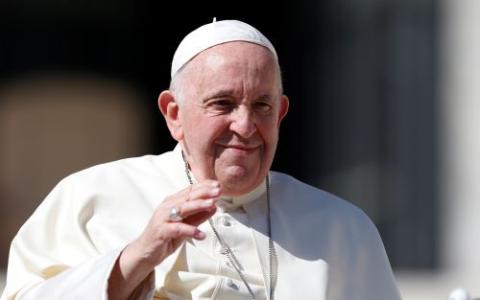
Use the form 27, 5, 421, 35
216, 179, 266, 211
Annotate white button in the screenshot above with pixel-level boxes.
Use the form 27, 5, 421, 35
221, 217, 232, 227
226, 279, 238, 290
218, 247, 228, 255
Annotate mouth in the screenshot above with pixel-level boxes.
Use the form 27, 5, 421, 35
218, 144, 261, 153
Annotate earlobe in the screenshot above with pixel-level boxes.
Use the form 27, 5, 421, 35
277, 95, 289, 126
158, 90, 184, 141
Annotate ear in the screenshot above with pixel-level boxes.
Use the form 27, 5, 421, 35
277, 95, 289, 127
158, 90, 184, 141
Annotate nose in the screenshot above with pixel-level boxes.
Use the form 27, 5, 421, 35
229, 105, 257, 138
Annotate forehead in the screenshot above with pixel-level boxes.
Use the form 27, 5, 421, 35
182, 41, 279, 97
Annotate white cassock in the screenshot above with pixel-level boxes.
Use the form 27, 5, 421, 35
1, 145, 401, 300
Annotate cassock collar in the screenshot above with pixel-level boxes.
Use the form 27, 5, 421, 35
216, 179, 266, 211
172, 144, 267, 211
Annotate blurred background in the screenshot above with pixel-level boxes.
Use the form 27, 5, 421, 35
0, 0, 478, 299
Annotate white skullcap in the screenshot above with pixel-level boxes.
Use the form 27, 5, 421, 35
171, 19, 278, 78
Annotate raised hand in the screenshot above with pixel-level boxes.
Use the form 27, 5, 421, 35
108, 180, 221, 299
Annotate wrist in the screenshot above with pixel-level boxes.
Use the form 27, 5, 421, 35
119, 241, 156, 284
107, 243, 156, 300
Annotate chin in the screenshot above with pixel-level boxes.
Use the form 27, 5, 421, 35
221, 182, 255, 196
218, 166, 262, 195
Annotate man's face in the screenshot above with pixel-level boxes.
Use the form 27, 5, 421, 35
173, 42, 288, 196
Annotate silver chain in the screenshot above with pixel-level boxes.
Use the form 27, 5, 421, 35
182, 151, 275, 300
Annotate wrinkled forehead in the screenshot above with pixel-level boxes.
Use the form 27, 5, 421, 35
191, 41, 277, 70
178, 42, 281, 99
185, 41, 277, 77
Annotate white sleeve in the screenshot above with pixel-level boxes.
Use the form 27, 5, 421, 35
11, 249, 155, 300
0, 176, 157, 300
2, 247, 155, 300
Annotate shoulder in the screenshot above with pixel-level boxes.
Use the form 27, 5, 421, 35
269, 171, 378, 234
68, 151, 173, 180
269, 171, 387, 261
58, 149, 180, 191
34, 150, 181, 214
268, 172, 399, 298
270, 172, 368, 218
18, 150, 179, 234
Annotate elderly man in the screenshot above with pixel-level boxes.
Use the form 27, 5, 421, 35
1, 20, 401, 300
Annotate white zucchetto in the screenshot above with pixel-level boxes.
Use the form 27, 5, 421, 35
170, 19, 278, 78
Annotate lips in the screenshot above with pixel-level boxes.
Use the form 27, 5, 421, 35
218, 144, 261, 153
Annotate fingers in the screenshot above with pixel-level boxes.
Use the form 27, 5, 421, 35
184, 207, 217, 227
166, 222, 206, 240
166, 198, 217, 227
164, 180, 221, 224
121, 218, 210, 273
183, 180, 221, 202
173, 198, 215, 220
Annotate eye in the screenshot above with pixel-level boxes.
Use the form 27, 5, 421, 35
253, 101, 272, 113
213, 99, 234, 107
204, 99, 235, 113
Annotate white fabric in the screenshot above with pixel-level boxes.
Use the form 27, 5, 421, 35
163, 204, 268, 299
1, 145, 401, 300
171, 20, 277, 78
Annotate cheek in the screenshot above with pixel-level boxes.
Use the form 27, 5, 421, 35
206, 117, 232, 137
189, 118, 229, 149
258, 120, 280, 143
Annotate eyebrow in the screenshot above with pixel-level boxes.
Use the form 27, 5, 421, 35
201, 90, 235, 103
201, 91, 274, 103
256, 94, 274, 102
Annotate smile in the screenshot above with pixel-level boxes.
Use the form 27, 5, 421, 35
218, 144, 260, 153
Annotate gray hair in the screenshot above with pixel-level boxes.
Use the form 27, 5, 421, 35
169, 66, 188, 105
